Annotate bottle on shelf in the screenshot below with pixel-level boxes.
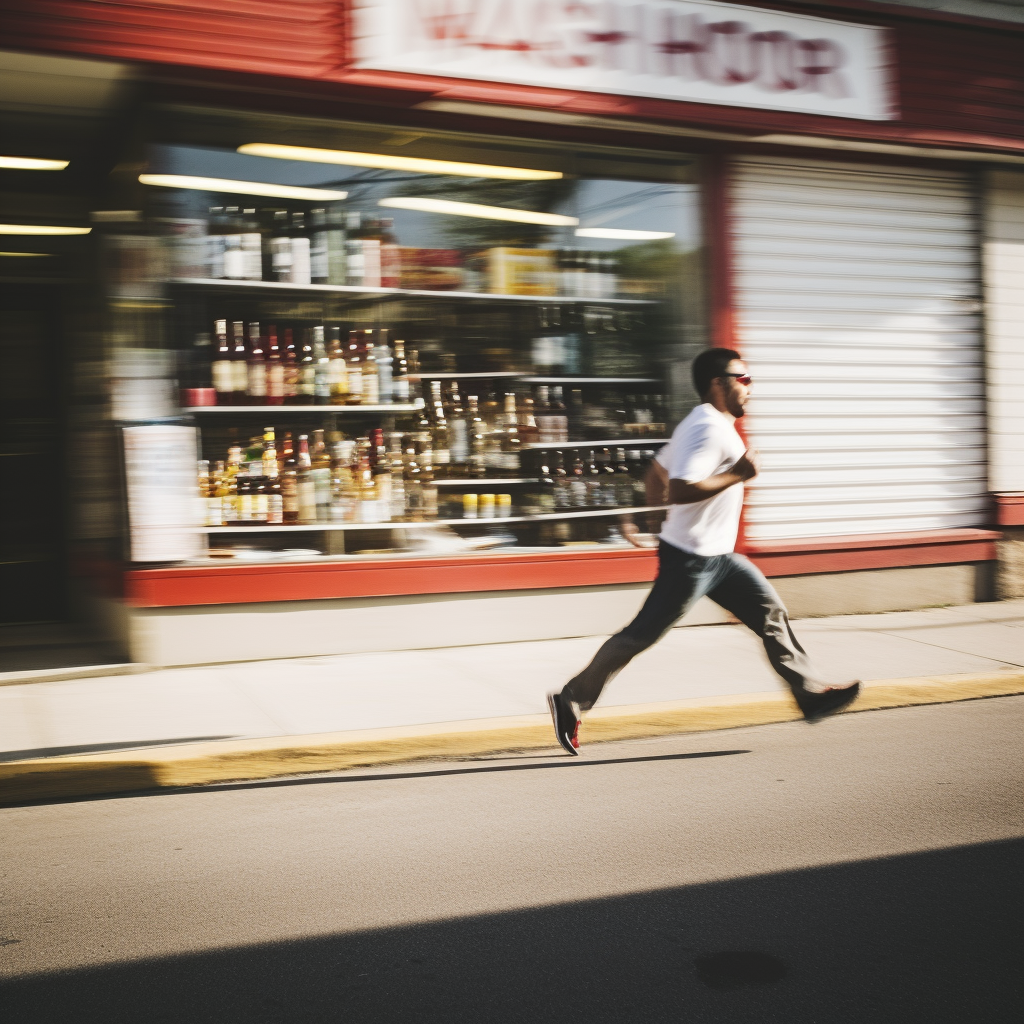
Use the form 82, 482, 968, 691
230, 321, 249, 404
369, 428, 391, 519
387, 432, 406, 521
310, 429, 333, 522
330, 439, 359, 523
282, 327, 299, 404
280, 432, 299, 525
296, 434, 316, 524
211, 459, 229, 526
391, 339, 410, 403
428, 381, 451, 476
569, 452, 587, 508
310, 205, 347, 285
246, 322, 267, 404
269, 210, 293, 283
312, 326, 331, 406
598, 448, 618, 506
374, 329, 393, 406
552, 450, 571, 510
500, 393, 522, 474
296, 327, 316, 404
265, 325, 284, 406
206, 205, 227, 279
549, 386, 569, 442
346, 330, 365, 404
212, 319, 234, 405
240, 208, 263, 281
614, 448, 634, 507
224, 445, 242, 523
222, 207, 244, 281
446, 382, 469, 470
518, 396, 539, 447
327, 326, 349, 405
362, 331, 380, 405
467, 395, 487, 479
288, 211, 311, 286
584, 449, 602, 507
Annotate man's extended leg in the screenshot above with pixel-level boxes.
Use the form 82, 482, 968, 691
561, 543, 712, 712
707, 554, 860, 721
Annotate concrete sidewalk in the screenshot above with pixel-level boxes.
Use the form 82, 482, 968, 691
2, 599, 1023, 766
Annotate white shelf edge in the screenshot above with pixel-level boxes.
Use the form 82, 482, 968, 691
168, 278, 657, 305
520, 377, 660, 384
525, 438, 669, 448
188, 403, 422, 414
201, 505, 667, 533
434, 478, 537, 487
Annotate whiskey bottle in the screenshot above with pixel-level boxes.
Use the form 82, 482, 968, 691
265, 325, 284, 406
230, 321, 249, 404
391, 339, 411, 403
297, 434, 317, 524
327, 326, 349, 405
297, 327, 316, 404
362, 331, 380, 405
614, 448, 634, 506
269, 210, 293, 283
500, 393, 522, 474
346, 331, 364, 404
428, 381, 451, 476
310, 429, 332, 522
290, 211, 311, 286
374, 329, 393, 405
280, 432, 299, 525
282, 327, 299, 404
241, 208, 263, 281
467, 395, 486, 479
246, 322, 267, 404
212, 319, 233, 405
312, 326, 331, 406
446, 382, 469, 470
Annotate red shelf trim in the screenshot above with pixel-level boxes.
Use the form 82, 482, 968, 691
125, 529, 999, 608
994, 494, 1024, 528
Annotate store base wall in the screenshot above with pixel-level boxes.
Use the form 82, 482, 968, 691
127, 562, 988, 667
997, 529, 1024, 599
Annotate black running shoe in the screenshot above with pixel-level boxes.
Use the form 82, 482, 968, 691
794, 680, 861, 723
547, 691, 581, 756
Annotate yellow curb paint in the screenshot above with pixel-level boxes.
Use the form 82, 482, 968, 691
1, 670, 1022, 806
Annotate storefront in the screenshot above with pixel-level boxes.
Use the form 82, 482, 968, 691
2, 0, 1021, 666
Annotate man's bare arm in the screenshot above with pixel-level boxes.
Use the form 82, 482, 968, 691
667, 449, 760, 505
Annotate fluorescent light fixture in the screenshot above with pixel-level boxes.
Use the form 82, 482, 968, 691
576, 228, 675, 240
0, 156, 69, 171
378, 197, 577, 227
0, 224, 91, 235
238, 143, 562, 181
138, 174, 348, 201
0, 251, 51, 257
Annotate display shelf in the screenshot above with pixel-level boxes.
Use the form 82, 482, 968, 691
169, 277, 658, 305
519, 377, 660, 384
202, 505, 668, 533
525, 438, 669, 449
408, 372, 522, 381
434, 478, 537, 487
188, 402, 423, 414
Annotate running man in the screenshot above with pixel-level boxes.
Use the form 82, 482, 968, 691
548, 347, 860, 755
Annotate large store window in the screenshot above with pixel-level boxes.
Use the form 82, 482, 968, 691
133, 109, 706, 565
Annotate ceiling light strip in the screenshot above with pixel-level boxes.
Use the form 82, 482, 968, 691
378, 197, 577, 226
0, 156, 69, 171
0, 224, 91, 235
138, 174, 348, 201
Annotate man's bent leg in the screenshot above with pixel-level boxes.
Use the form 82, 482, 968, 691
562, 543, 709, 711
706, 554, 835, 694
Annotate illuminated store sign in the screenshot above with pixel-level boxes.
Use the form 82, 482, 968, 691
354, 0, 894, 120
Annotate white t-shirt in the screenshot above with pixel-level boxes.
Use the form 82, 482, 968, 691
655, 403, 746, 556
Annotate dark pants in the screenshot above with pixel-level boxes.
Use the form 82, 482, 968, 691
562, 541, 831, 712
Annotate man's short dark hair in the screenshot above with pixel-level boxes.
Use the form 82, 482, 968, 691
692, 347, 742, 399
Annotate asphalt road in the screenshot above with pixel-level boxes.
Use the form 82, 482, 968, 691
1, 696, 1022, 1023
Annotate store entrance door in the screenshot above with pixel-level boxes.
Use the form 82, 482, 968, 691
0, 282, 68, 626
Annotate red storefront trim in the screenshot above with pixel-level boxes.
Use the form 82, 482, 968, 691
994, 494, 1024, 527
125, 529, 999, 608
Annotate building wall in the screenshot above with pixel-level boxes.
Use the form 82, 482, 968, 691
983, 168, 1024, 597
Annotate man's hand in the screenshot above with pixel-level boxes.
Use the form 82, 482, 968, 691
731, 448, 760, 482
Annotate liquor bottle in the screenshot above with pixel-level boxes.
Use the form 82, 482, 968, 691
297, 327, 316, 404
310, 429, 333, 522
252, 470, 270, 524
230, 321, 249, 404
211, 460, 228, 526
296, 434, 316, 524
280, 432, 299, 524
500, 393, 522, 474
402, 437, 424, 521
236, 466, 253, 523
212, 319, 234, 405
265, 325, 284, 405
614, 448, 634, 507
628, 449, 648, 505
330, 440, 359, 522
368, 429, 391, 520
536, 457, 556, 514
549, 385, 569, 442
599, 448, 617, 506
222, 206, 244, 280
224, 445, 242, 523
584, 449, 602, 507
346, 330, 364, 405
263, 428, 282, 524
240, 208, 263, 281
467, 395, 487, 479
518, 396, 539, 447
534, 385, 552, 445
269, 210, 293, 283
311, 326, 331, 406
310, 206, 347, 285
327, 326, 349, 405
552, 450, 571, 510
282, 327, 299, 404
418, 436, 438, 520
356, 453, 381, 523
261, 427, 278, 479
428, 382, 451, 475
362, 331, 380, 405
391, 339, 410, 403
387, 432, 406, 521
374, 330, 393, 406
569, 452, 587, 508
446, 382, 469, 469
246, 322, 267, 404
290, 211, 311, 286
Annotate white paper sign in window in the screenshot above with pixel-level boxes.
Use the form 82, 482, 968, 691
354, 0, 894, 121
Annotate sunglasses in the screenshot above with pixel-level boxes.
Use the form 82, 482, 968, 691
721, 372, 753, 386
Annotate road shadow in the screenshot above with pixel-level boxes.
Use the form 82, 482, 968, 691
2, 838, 1020, 1023
0, 737, 236, 764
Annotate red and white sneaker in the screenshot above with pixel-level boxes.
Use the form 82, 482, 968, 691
547, 692, 581, 756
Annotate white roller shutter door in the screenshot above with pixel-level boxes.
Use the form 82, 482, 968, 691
732, 156, 987, 542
